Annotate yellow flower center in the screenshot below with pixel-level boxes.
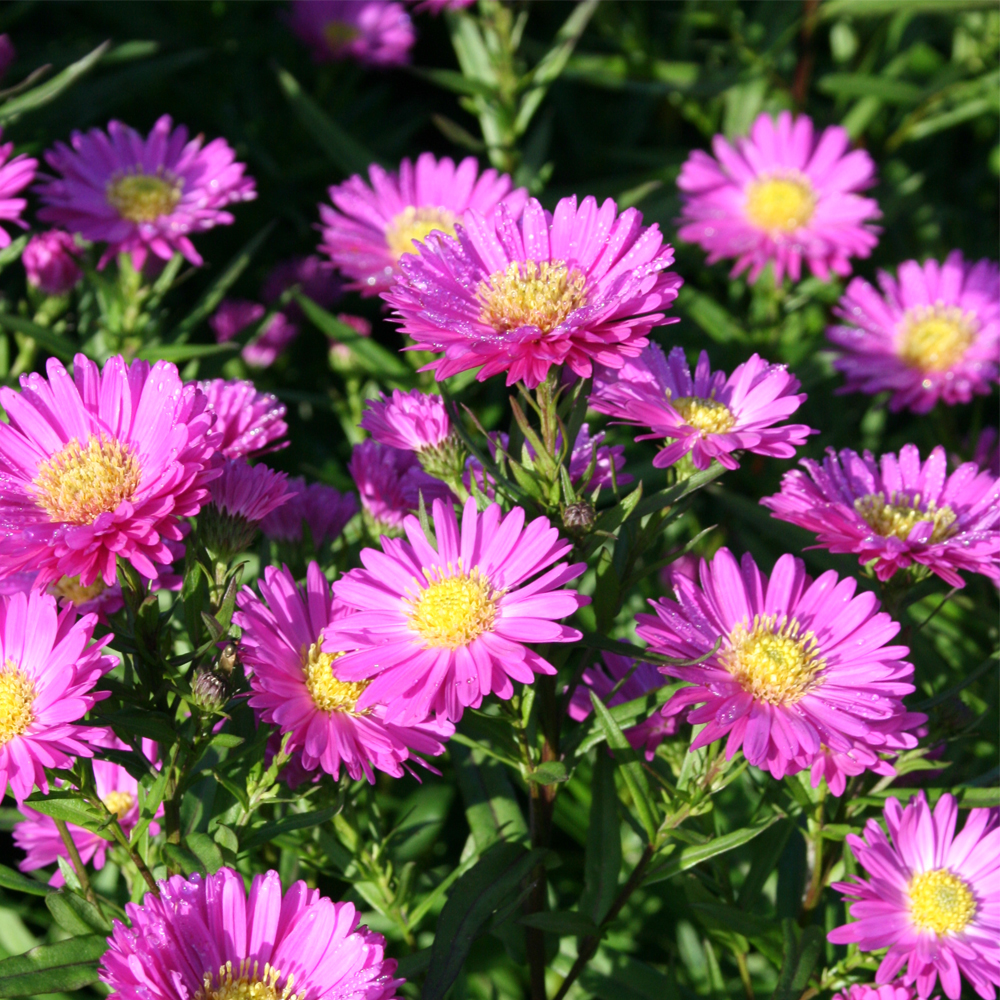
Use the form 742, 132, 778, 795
478, 260, 588, 335
106, 172, 182, 223
195, 960, 300, 1000
322, 20, 362, 53
48, 575, 108, 606
898, 304, 976, 373
303, 642, 370, 714
0, 660, 36, 746
385, 206, 457, 260
102, 791, 135, 820
408, 565, 498, 650
855, 492, 957, 544
720, 614, 825, 705
908, 869, 976, 936
669, 395, 736, 435
32, 435, 142, 525
745, 175, 816, 233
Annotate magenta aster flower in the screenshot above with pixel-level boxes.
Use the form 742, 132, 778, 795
385, 195, 682, 389
637, 547, 922, 782
260, 478, 358, 546
827, 252, 999, 413
48, 575, 125, 619
100, 867, 403, 1000
209, 298, 265, 342
361, 389, 452, 453
677, 110, 880, 284
0, 128, 36, 248
324, 497, 588, 723
320, 152, 527, 296
236, 563, 452, 782
36, 115, 255, 269
202, 459, 290, 557
22, 229, 82, 295
972, 427, 1000, 478
15, 738, 159, 885
833, 983, 923, 1000
0, 354, 219, 587
244, 311, 299, 368
289, 0, 414, 66
262, 254, 343, 320
566, 423, 630, 491
198, 378, 288, 459
829, 792, 999, 1000
0, 589, 113, 803
590, 343, 813, 471
567, 648, 678, 761
761, 445, 1000, 587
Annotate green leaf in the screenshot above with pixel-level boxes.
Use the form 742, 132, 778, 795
677, 286, 749, 344
21, 794, 110, 835
690, 902, 778, 940
819, 0, 995, 17
0, 235, 28, 275
100, 710, 179, 746
579, 749, 622, 924
0, 313, 76, 362
525, 761, 569, 785
0, 41, 110, 124
738, 818, 795, 911
0, 864, 49, 897
450, 741, 529, 852
136, 341, 237, 362
773, 921, 825, 1000
208, 733, 244, 750
519, 910, 599, 937
0, 934, 107, 996
45, 892, 112, 936
239, 807, 338, 852
184, 832, 225, 874
579, 954, 679, 1000
818, 73, 922, 104
162, 843, 207, 877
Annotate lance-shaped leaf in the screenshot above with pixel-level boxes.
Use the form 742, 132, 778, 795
0, 864, 49, 897
0, 41, 109, 124
579, 749, 622, 924
0, 935, 108, 996
451, 742, 528, 852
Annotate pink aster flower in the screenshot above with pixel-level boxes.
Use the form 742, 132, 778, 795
0, 129, 35, 248
324, 496, 588, 723
209, 298, 265, 342
202, 459, 290, 557
677, 110, 880, 284
244, 312, 299, 368
36, 115, 255, 269
972, 427, 1000, 478
236, 562, 452, 782
385, 194, 682, 389
0, 354, 218, 587
827, 253, 1000, 413
637, 547, 923, 783
319, 152, 527, 296
22, 229, 82, 295
198, 378, 288, 459
100, 867, 403, 1000
290, 0, 414, 66
829, 792, 999, 1000
567, 648, 678, 761
15, 738, 159, 885
833, 983, 925, 1000
262, 253, 343, 321
0, 589, 113, 803
361, 389, 452, 452
260, 477, 358, 546
590, 344, 814, 471
761, 445, 1000, 587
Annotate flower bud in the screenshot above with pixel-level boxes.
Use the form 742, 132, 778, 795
191, 666, 230, 714
23, 230, 82, 296
562, 499, 596, 535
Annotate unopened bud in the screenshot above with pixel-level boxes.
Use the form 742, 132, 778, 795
562, 500, 596, 534
417, 434, 468, 484
191, 666, 231, 714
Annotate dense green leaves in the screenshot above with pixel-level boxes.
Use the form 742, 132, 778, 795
0, 936, 108, 997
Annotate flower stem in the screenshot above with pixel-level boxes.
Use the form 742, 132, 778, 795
54, 818, 100, 909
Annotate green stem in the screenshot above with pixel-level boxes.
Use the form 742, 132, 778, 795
54, 818, 100, 909
100, 805, 159, 896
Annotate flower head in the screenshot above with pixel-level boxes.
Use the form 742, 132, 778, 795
827, 252, 999, 413
761, 445, 1000, 587
829, 792, 999, 1000
209, 298, 264, 342
566, 423, 630, 491
290, 0, 415, 65
638, 548, 923, 784
361, 389, 453, 452
833, 983, 925, 1000
324, 497, 588, 723
677, 110, 880, 284
198, 378, 288, 459
590, 344, 814, 471
36, 115, 255, 269
201, 459, 289, 557
260, 478, 358, 546
100, 867, 404, 1000
320, 152, 527, 296
972, 427, 1000, 478
243, 312, 299, 368
262, 254, 343, 320
385, 195, 682, 388
0, 589, 113, 803
22, 229, 82, 295
0, 354, 219, 587
0, 127, 36, 248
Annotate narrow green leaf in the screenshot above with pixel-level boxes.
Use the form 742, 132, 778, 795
46, 892, 112, 936
818, 73, 922, 104
0, 934, 107, 996
136, 341, 237, 362
690, 902, 778, 940
21, 794, 110, 834
773, 922, 825, 1000
0, 864, 49, 897
579, 749, 622, 923
677, 285, 749, 344
819, 0, 995, 17
738, 818, 794, 911
0, 235, 29, 275
450, 741, 528, 852
239, 807, 338, 852
519, 910, 599, 937
0, 41, 109, 124
162, 843, 206, 877
525, 761, 569, 785
0, 313, 76, 362
208, 733, 244, 750
185, 832, 225, 874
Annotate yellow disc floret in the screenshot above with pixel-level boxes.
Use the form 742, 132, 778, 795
908, 869, 976, 936
0, 660, 36, 746
195, 959, 301, 1000
721, 614, 826, 705
33, 435, 142, 525
855, 492, 957, 544
670, 395, 736, 435
408, 564, 498, 650
745, 175, 816, 233
385, 205, 457, 259
106, 171, 182, 223
102, 790, 135, 820
49, 575, 108, 607
478, 260, 588, 335
898, 304, 976, 373
303, 642, 370, 713
322, 19, 362, 53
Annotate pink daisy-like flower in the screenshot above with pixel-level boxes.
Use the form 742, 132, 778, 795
829, 792, 999, 1000
100, 867, 403, 1000
0, 128, 36, 248
319, 152, 527, 296
289, 0, 414, 66
833, 983, 926, 1000
209, 298, 265, 342
827, 252, 999, 413
201, 459, 290, 558
262, 254, 343, 320
260, 478, 358, 547
361, 389, 452, 453
236, 562, 452, 782
567, 648, 678, 761
590, 343, 814, 471
36, 115, 255, 269
15, 738, 159, 885
761, 445, 1000, 587
637, 547, 923, 783
972, 427, 1000, 478
385, 194, 682, 389
0, 354, 218, 587
677, 110, 880, 284
244, 312, 299, 368
22, 229, 82, 295
0, 589, 113, 803
324, 497, 588, 723
198, 378, 288, 460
